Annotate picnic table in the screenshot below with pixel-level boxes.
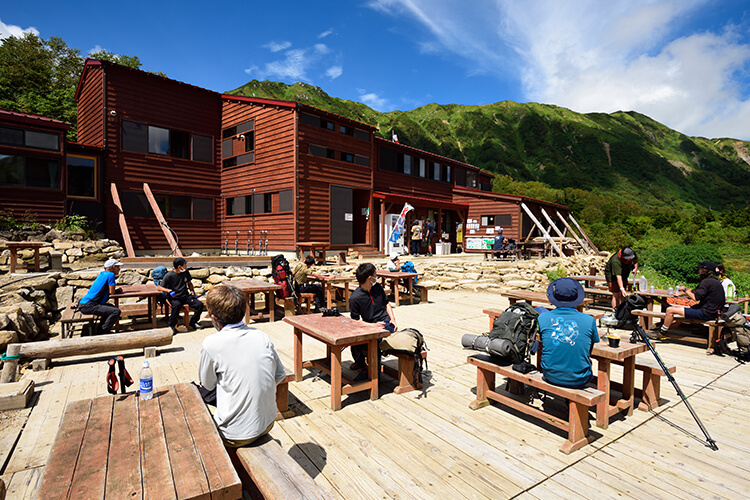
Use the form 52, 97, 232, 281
500, 289, 592, 312
590, 338, 648, 429
223, 278, 281, 323
297, 241, 329, 264
7, 241, 45, 273
376, 269, 417, 307
308, 273, 355, 310
36, 383, 241, 500
111, 283, 163, 331
283, 313, 390, 410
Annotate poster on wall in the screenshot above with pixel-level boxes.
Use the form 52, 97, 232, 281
466, 237, 495, 250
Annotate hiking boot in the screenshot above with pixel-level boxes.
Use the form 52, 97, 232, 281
189, 322, 203, 331
353, 370, 370, 382
170, 325, 179, 335
647, 328, 668, 341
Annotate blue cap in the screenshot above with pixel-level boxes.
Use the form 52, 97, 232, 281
546, 278, 585, 309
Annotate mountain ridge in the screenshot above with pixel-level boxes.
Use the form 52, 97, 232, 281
226, 80, 750, 212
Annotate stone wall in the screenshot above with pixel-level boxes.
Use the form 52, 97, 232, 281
0, 238, 125, 269
0, 254, 607, 351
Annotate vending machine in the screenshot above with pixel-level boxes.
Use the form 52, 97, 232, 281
379, 213, 405, 256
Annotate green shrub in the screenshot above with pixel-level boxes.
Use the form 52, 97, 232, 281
54, 214, 90, 233
546, 265, 567, 281
649, 244, 723, 283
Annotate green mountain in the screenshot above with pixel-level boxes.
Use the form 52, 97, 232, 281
227, 80, 750, 211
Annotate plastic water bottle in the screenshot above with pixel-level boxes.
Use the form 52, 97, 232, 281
727, 283, 736, 301
140, 361, 153, 401
639, 276, 648, 293
668, 287, 674, 296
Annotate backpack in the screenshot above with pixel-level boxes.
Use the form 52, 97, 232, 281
380, 327, 428, 385
271, 254, 293, 299
720, 303, 748, 328
400, 261, 418, 285
614, 293, 647, 329
152, 266, 168, 287
487, 301, 540, 364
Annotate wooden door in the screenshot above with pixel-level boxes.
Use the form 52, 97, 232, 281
330, 185, 353, 245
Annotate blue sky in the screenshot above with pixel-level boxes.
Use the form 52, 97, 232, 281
2, 0, 750, 139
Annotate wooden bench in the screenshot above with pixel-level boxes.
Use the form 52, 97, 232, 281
60, 303, 97, 338
610, 355, 676, 411
275, 373, 295, 420
380, 350, 428, 394
414, 283, 433, 303
276, 293, 315, 316
467, 353, 605, 454
235, 434, 333, 500
464, 248, 520, 261
631, 309, 722, 349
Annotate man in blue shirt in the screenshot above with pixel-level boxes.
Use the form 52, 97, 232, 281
78, 259, 123, 335
539, 278, 599, 388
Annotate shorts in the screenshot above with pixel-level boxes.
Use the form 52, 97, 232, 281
684, 308, 709, 321
606, 280, 620, 293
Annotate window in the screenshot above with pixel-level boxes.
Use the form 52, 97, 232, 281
418, 158, 426, 177
432, 162, 441, 180
308, 144, 335, 159
124, 191, 212, 220
161, 195, 191, 219
222, 157, 237, 169
123, 120, 206, 160
193, 198, 213, 220
466, 171, 477, 188
481, 215, 495, 226
354, 155, 369, 166
340, 125, 353, 136
279, 190, 293, 212
403, 155, 411, 175
222, 126, 237, 139
121, 191, 153, 218
378, 146, 397, 172
0, 154, 59, 189
340, 152, 354, 163
192, 134, 213, 163
300, 112, 334, 130
443, 164, 451, 182
496, 214, 512, 226
237, 152, 254, 165
354, 129, 370, 141
243, 131, 255, 152
0, 126, 59, 151
67, 155, 97, 199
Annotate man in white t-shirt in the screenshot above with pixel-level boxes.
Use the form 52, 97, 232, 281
199, 284, 287, 447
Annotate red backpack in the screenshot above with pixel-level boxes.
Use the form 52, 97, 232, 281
271, 254, 293, 299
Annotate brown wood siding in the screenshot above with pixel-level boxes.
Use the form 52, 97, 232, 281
221, 100, 297, 250
76, 65, 105, 146
374, 170, 454, 202
98, 65, 222, 250
0, 190, 65, 223
296, 180, 331, 243
298, 122, 372, 189
453, 192, 521, 241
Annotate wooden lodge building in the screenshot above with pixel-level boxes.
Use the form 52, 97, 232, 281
0, 58, 573, 255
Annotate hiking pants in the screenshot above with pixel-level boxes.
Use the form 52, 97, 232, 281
168, 294, 203, 327
78, 302, 121, 334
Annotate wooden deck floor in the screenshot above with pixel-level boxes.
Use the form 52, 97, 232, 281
2, 289, 749, 499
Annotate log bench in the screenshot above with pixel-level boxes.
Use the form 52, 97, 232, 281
467, 353, 605, 454
631, 309, 722, 350
380, 350, 428, 394
235, 434, 333, 500
610, 354, 676, 411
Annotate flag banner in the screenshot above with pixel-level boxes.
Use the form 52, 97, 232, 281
389, 203, 414, 243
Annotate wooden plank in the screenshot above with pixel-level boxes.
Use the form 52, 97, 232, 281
110, 183, 135, 258
568, 213, 599, 253
68, 395, 113, 500
0, 380, 33, 411
158, 388, 211, 500
556, 210, 592, 254
520, 202, 563, 256
175, 384, 241, 500
34, 399, 92, 500
2, 466, 43, 500
143, 182, 183, 257
138, 394, 177, 500
105, 393, 142, 500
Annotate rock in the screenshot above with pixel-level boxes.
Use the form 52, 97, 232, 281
45, 228, 65, 241
209, 267, 226, 276
191, 279, 202, 288
29, 290, 49, 308
54, 241, 74, 250
118, 271, 144, 285
206, 275, 225, 284
258, 267, 272, 277
440, 282, 458, 290
0, 330, 19, 350
0, 249, 8, 265
463, 272, 482, 281
3, 275, 57, 292
505, 280, 536, 289
0, 292, 27, 307
80, 252, 108, 263
190, 268, 210, 279
68, 280, 95, 287
225, 266, 250, 278
55, 286, 74, 311
102, 245, 121, 253
73, 288, 88, 303
66, 247, 83, 257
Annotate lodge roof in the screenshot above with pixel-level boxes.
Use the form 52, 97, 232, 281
0, 107, 70, 130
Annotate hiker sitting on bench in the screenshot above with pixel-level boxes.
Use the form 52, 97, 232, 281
158, 257, 204, 333
198, 284, 287, 447
292, 256, 324, 311
648, 260, 725, 340
539, 278, 599, 388
349, 262, 397, 381
77, 258, 123, 335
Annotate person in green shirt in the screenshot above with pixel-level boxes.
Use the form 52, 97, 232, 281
604, 247, 638, 312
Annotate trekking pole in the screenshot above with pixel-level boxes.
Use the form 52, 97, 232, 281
250, 229, 254, 256
631, 323, 718, 450
235, 231, 239, 254
247, 230, 250, 255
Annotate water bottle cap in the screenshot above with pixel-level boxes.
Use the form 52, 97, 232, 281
143, 361, 149, 368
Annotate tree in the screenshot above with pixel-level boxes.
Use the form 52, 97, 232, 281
0, 33, 82, 139
88, 49, 142, 69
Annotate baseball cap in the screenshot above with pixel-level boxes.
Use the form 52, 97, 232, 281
698, 260, 717, 270
389, 251, 400, 261
104, 258, 122, 269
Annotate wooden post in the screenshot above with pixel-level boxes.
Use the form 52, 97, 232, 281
110, 183, 135, 258
0, 344, 20, 383
540, 208, 566, 240
520, 203, 563, 257
143, 182, 183, 257
556, 211, 592, 254
569, 213, 599, 253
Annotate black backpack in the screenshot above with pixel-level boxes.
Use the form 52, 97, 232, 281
487, 301, 540, 363
615, 294, 647, 329
380, 327, 428, 385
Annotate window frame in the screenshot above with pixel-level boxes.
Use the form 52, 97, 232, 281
66, 154, 99, 201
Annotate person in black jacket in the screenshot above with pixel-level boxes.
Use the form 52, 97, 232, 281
348, 263, 398, 380
158, 257, 204, 333
649, 260, 725, 346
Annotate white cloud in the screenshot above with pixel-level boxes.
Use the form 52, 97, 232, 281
88, 45, 105, 55
318, 29, 333, 39
314, 43, 329, 55
368, 0, 750, 139
0, 19, 39, 39
358, 89, 391, 110
263, 41, 292, 53
326, 65, 343, 79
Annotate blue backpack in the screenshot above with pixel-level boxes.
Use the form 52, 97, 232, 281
400, 261, 418, 285
152, 266, 168, 286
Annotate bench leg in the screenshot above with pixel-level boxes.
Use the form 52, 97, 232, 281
392, 354, 422, 394
419, 288, 428, 303
275, 382, 293, 420
469, 367, 494, 410
560, 401, 592, 454
638, 370, 662, 411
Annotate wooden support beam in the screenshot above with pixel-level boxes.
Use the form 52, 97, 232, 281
569, 213, 599, 253
110, 183, 135, 258
540, 208, 566, 240
143, 183, 182, 257
520, 203, 563, 257
555, 211, 592, 255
